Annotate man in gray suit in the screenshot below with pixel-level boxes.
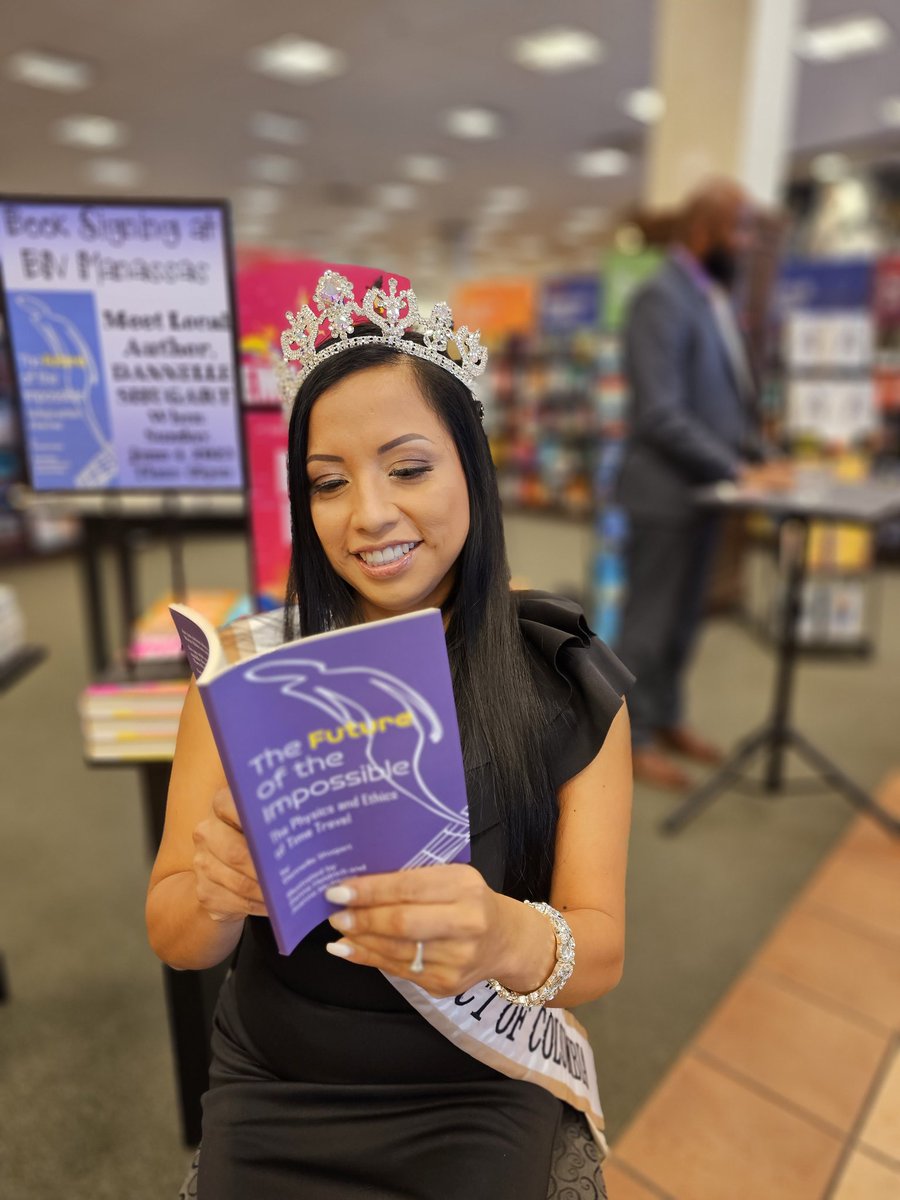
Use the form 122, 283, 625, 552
616, 179, 790, 789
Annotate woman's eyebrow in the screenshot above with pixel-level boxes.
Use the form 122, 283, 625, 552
377, 433, 433, 454
306, 434, 433, 465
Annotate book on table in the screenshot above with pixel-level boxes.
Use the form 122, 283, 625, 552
169, 603, 470, 955
78, 679, 189, 761
129, 589, 248, 663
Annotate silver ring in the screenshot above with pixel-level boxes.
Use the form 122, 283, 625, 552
410, 940, 425, 974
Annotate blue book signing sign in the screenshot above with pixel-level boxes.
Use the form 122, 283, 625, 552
0, 199, 243, 492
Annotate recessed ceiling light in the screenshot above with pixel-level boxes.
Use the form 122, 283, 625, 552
810, 152, 851, 183
374, 184, 418, 211
443, 107, 503, 140
511, 26, 605, 73
250, 111, 306, 145
234, 221, 270, 244
249, 35, 346, 84
483, 186, 530, 215
248, 154, 300, 185
621, 88, 665, 124
84, 158, 142, 188
402, 154, 448, 184
237, 186, 283, 215
562, 207, 611, 238
6, 49, 92, 91
796, 16, 892, 62
573, 148, 629, 178
880, 96, 900, 127
53, 115, 127, 150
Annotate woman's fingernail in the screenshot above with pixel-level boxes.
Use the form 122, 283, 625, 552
325, 940, 354, 959
325, 885, 356, 905
329, 911, 354, 932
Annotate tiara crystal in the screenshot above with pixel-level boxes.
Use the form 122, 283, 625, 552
278, 270, 488, 416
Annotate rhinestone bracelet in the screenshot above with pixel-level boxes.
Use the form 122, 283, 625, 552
486, 901, 575, 1007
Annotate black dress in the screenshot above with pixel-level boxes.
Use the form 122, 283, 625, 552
196, 592, 632, 1200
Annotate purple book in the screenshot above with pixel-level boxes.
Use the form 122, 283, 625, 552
169, 604, 470, 954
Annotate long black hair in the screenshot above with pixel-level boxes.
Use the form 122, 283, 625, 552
284, 331, 556, 899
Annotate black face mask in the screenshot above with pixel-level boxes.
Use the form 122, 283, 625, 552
701, 244, 739, 289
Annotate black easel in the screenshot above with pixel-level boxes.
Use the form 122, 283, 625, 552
75, 493, 249, 1144
662, 510, 900, 837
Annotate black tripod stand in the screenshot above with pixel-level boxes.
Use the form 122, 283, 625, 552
661, 514, 900, 837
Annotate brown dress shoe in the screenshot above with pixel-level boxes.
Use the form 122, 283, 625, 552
632, 746, 691, 791
658, 726, 724, 765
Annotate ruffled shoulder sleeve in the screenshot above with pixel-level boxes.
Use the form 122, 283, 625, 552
516, 589, 634, 790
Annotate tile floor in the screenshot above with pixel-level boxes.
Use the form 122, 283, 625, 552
605, 773, 900, 1200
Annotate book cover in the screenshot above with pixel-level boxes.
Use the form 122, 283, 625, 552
169, 604, 470, 955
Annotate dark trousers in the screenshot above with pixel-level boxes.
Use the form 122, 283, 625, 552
614, 513, 721, 748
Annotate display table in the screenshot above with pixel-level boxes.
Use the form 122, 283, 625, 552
87, 754, 227, 1146
662, 476, 900, 837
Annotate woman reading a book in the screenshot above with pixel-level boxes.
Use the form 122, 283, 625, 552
147, 272, 633, 1200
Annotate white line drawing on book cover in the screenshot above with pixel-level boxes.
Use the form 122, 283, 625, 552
245, 659, 469, 865
16, 294, 117, 486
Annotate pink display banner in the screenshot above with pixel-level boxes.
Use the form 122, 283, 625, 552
237, 255, 408, 407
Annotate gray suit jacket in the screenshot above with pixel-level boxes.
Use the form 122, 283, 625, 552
616, 255, 763, 521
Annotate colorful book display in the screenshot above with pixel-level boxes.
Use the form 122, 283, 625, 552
169, 604, 470, 955
129, 589, 246, 662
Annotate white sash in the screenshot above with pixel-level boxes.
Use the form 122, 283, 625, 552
384, 974, 607, 1156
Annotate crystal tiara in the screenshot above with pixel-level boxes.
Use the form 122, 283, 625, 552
277, 270, 489, 414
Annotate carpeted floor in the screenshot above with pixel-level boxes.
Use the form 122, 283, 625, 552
1, 538, 896, 1198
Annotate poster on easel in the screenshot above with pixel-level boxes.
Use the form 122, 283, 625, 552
0, 197, 244, 492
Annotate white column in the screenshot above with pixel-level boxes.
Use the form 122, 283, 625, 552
646, 0, 807, 207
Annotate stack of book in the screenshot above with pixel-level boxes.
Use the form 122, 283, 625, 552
79, 679, 189, 762
0, 585, 26, 666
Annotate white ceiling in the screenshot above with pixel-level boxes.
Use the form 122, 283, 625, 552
1, 0, 898, 280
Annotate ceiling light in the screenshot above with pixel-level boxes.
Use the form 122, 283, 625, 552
561, 207, 611, 242
880, 96, 900, 127
483, 186, 529, 215
53, 115, 127, 150
234, 221, 270, 244
402, 154, 448, 184
573, 148, 629, 178
443, 107, 502, 140
346, 210, 389, 238
237, 186, 283, 215
511, 26, 605, 73
248, 154, 300, 185
810, 152, 851, 183
621, 88, 665, 124
374, 183, 418, 211
6, 49, 92, 91
84, 158, 142, 188
249, 35, 346, 84
796, 16, 892, 62
250, 111, 306, 145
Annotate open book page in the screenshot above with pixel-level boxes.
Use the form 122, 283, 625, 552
169, 604, 470, 954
